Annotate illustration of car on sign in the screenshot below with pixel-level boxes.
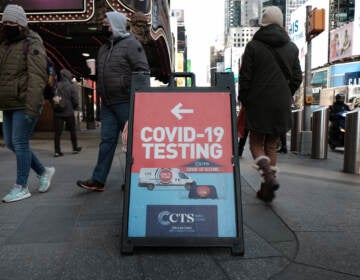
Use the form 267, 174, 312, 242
138, 168, 196, 190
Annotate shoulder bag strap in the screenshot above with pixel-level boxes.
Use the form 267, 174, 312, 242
257, 40, 291, 82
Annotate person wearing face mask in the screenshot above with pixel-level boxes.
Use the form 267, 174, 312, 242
0, 4, 55, 202
76, 11, 149, 192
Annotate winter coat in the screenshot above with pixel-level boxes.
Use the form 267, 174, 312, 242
53, 69, 80, 117
239, 24, 302, 135
96, 34, 149, 106
329, 101, 350, 122
0, 30, 48, 117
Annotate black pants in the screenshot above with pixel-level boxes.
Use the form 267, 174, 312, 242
279, 133, 286, 149
238, 129, 249, 156
54, 115, 78, 153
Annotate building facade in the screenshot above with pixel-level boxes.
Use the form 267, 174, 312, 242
228, 27, 259, 48
285, 0, 307, 31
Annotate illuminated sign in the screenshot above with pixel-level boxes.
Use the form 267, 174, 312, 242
3, 0, 84, 12
106, 0, 151, 14
0, 0, 94, 22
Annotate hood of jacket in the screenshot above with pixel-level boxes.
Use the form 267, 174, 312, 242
253, 24, 290, 48
60, 69, 73, 82
106, 11, 130, 39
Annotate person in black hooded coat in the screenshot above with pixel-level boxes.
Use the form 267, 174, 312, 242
238, 6, 302, 202
52, 68, 81, 157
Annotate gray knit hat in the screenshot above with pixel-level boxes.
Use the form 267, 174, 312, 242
2, 4, 28, 27
260, 6, 283, 27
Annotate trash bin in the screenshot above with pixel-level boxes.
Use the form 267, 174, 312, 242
343, 108, 360, 174
291, 109, 303, 152
311, 106, 329, 159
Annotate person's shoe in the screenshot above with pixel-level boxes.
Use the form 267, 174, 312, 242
72, 147, 82, 154
76, 179, 104, 192
38, 167, 55, 193
2, 184, 31, 203
253, 156, 279, 203
54, 152, 64, 157
256, 183, 275, 203
277, 147, 288, 154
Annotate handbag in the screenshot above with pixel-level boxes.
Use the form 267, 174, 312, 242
237, 107, 246, 138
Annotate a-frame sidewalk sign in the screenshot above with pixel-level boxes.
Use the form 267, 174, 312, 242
121, 72, 244, 256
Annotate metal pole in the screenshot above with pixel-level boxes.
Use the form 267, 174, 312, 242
299, 5, 313, 155
304, 5, 312, 131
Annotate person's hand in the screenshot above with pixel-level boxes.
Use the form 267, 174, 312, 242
24, 114, 35, 123
53, 96, 61, 103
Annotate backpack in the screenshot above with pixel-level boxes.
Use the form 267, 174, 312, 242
52, 88, 66, 113
22, 38, 57, 100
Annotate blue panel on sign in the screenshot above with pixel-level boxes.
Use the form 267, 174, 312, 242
146, 205, 218, 237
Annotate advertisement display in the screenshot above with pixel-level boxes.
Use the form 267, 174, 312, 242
121, 73, 243, 254
130, 92, 235, 237
330, 61, 360, 87
289, 0, 329, 70
352, 0, 360, 57
329, 22, 354, 63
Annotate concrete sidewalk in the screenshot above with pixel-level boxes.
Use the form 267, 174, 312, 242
0, 129, 359, 280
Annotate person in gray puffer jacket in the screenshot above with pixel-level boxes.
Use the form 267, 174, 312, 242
52, 68, 81, 157
239, 6, 302, 203
76, 11, 150, 192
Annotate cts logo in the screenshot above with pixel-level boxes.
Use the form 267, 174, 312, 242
146, 205, 218, 237
158, 210, 195, 226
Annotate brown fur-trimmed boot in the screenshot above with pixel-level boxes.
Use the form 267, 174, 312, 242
253, 156, 279, 202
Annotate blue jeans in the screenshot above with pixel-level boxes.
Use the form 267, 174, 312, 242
2, 110, 46, 186
92, 103, 129, 184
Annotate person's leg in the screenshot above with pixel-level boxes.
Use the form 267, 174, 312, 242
238, 129, 249, 156
264, 134, 279, 166
5, 111, 46, 185
92, 103, 129, 185
277, 133, 287, 153
53, 116, 64, 155
66, 115, 80, 152
249, 131, 278, 202
2, 111, 14, 151
249, 131, 265, 159
2, 110, 54, 202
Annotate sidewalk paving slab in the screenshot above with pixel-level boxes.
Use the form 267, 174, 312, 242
0, 129, 359, 280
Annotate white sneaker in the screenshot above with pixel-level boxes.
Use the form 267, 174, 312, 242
2, 184, 31, 203
38, 167, 55, 193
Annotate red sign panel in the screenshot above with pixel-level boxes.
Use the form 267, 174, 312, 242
131, 92, 233, 173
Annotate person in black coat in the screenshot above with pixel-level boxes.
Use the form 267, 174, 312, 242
76, 11, 150, 192
238, 6, 302, 202
52, 69, 81, 157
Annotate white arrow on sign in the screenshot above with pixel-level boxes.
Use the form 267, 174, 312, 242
171, 103, 194, 120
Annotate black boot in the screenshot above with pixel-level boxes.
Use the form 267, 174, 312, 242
254, 156, 279, 202
277, 146, 287, 153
